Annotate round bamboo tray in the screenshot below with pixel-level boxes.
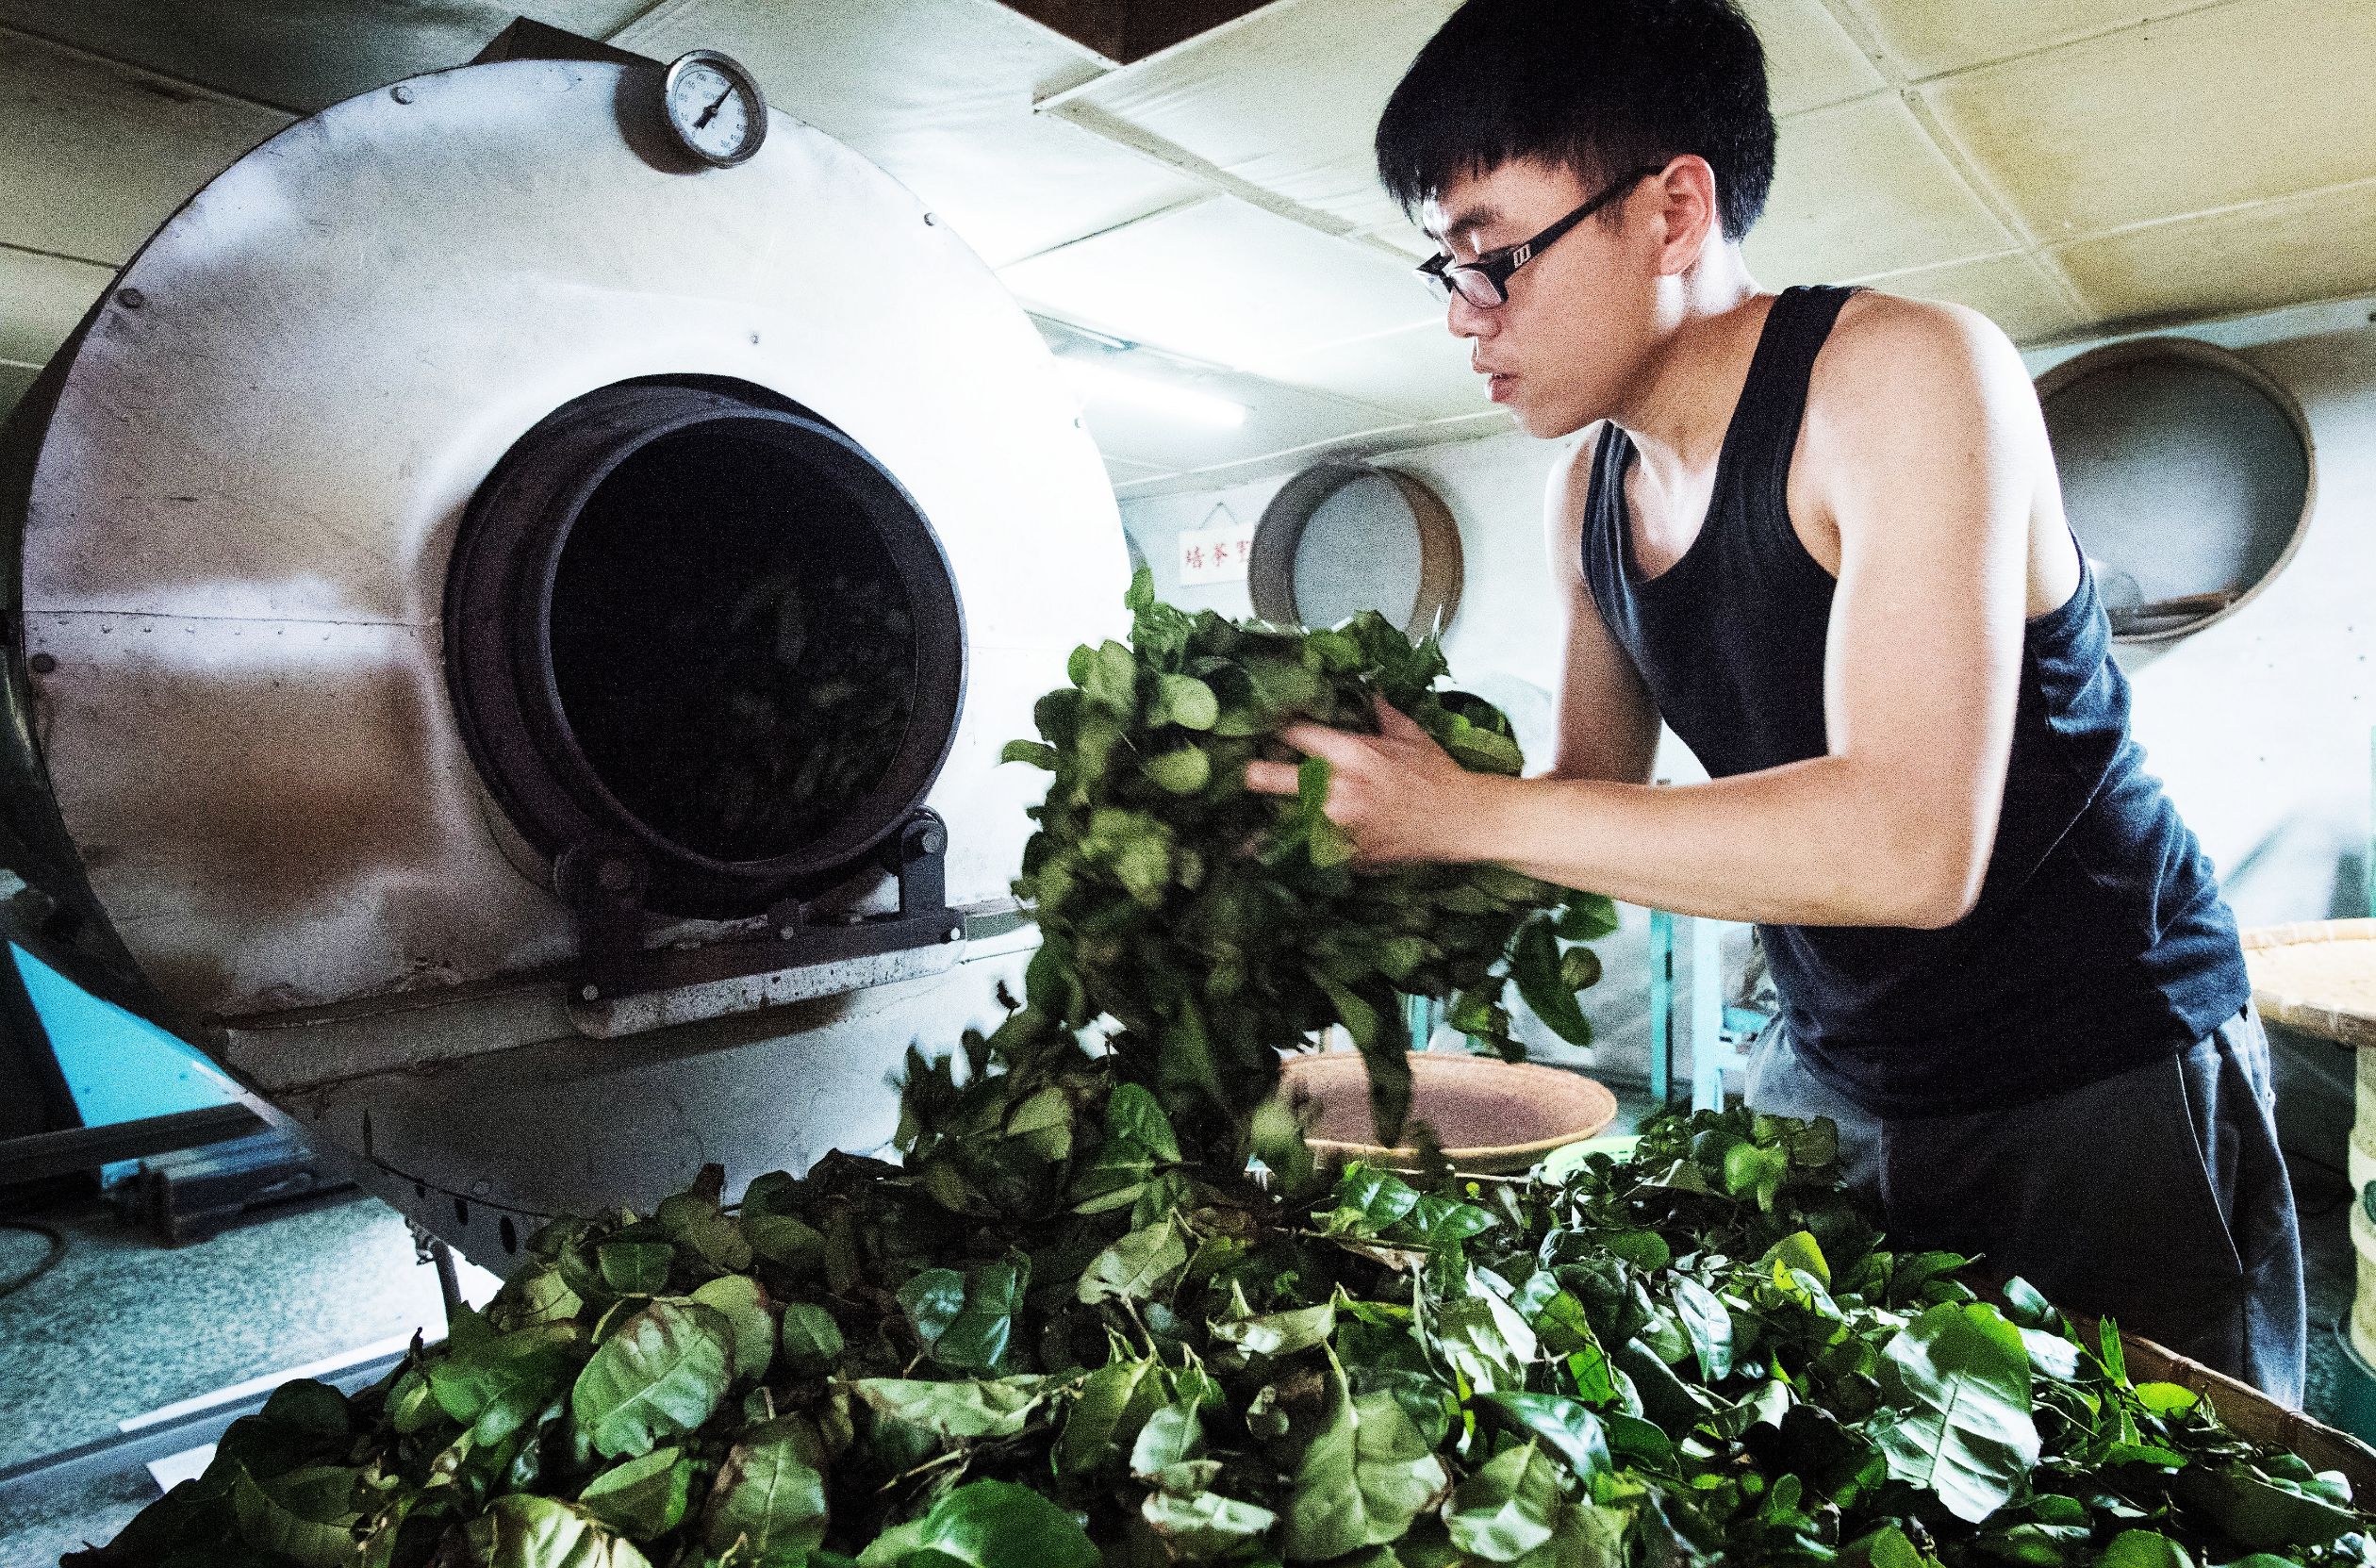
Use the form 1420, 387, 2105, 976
1280, 1051, 1617, 1174
2242, 919, 2376, 1049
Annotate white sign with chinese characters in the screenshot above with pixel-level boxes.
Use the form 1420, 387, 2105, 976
1177, 506, 1257, 586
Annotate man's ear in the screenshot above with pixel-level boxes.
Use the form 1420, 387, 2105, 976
1647, 156, 1722, 276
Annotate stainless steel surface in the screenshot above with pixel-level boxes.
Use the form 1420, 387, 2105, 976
5, 54, 1124, 1263
2037, 336, 2317, 644
18, 55, 1121, 1024
282, 943, 1036, 1270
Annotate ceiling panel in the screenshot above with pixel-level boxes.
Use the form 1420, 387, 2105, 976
1355, 223, 1437, 262
0, 32, 292, 265
1244, 320, 1486, 424
0, 244, 114, 367
1042, 0, 1460, 235
0, 0, 652, 112
1835, 0, 2221, 80
1741, 0, 1886, 115
999, 194, 1439, 367
0, 360, 37, 423
1068, 359, 1406, 473
1846, 251, 2091, 345
1103, 454, 1179, 485
1742, 92, 2015, 284
1117, 407, 1516, 497
2052, 177, 2376, 328
618, 0, 1201, 269
1921, 0, 2376, 240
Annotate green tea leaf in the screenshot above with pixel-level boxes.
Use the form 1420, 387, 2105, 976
570, 1300, 734, 1460
689, 1274, 775, 1383
576, 1448, 690, 1540
701, 1422, 829, 1559
900, 1479, 1098, 1568
780, 1302, 845, 1376
1509, 916, 1594, 1048
1476, 1393, 1610, 1483
1443, 1442, 1566, 1562
460, 1494, 652, 1568
1156, 674, 1219, 731
1141, 1489, 1277, 1554
849, 1378, 1047, 1440
1078, 1221, 1189, 1306
1281, 1379, 1451, 1560
1871, 1303, 2041, 1523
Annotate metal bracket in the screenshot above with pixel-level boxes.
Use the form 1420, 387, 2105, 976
559, 809, 963, 1022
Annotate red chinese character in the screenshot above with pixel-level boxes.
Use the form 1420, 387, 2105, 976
1185, 545, 1207, 569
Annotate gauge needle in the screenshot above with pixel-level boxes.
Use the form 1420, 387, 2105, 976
695, 85, 734, 129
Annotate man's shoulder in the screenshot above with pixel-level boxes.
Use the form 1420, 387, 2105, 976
1814, 289, 2025, 401
1804, 289, 2035, 456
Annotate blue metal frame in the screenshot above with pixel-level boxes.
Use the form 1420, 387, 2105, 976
1647, 912, 1774, 1112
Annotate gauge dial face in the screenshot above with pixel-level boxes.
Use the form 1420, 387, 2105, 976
663, 52, 766, 167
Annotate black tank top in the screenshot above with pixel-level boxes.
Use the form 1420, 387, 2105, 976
1579, 284, 2250, 1117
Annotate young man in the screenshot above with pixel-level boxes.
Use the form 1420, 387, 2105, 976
1244, 0, 2304, 1399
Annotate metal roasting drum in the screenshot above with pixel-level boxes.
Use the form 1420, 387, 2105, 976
0, 41, 1127, 1270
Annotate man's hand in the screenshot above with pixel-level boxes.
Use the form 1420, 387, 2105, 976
1243, 696, 1493, 865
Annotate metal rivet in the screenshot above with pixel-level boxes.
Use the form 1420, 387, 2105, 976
923, 212, 936, 225
116, 287, 144, 310
470, 1178, 492, 1197
596, 858, 635, 893
391, 84, 415, 104
578, 983, 599, 1001
27, 653, 56, 674
777, 926, 797, 941
749, 332, 761, 345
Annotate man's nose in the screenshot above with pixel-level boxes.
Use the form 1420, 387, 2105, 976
1445, 294, 1495, 340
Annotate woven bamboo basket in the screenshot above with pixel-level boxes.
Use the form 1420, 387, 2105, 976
1279, 1050, 1618, 1174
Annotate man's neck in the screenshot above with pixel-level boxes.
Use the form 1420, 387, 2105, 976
1608, 256, 1769, 491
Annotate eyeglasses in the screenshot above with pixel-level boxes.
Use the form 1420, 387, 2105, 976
1416, 165, 1665, 308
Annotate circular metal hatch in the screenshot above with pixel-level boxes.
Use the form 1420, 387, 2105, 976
2037, 337, 2315, 643
1248, 460, 1463, 635
447, 381, 965, 918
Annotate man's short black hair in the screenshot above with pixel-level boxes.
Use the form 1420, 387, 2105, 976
1376, 0, 1777, 242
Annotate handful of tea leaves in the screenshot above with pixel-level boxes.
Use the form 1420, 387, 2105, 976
998, 571, 1615, 1154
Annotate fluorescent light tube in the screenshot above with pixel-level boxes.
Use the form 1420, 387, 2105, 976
1059, 355, 1247, 428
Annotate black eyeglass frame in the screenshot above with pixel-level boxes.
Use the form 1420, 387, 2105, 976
1417, 165, 1667, 307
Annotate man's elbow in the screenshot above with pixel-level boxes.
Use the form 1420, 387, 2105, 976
1889, 846, 1987, 930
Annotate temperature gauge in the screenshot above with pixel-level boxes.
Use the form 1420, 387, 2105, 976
661, 50, 767, 168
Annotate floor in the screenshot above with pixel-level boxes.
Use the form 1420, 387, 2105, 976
0, 1082, 2361, 1568
0, 1189, 479, 1567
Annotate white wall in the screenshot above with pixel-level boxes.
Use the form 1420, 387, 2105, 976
1122, 314, 2376, 1095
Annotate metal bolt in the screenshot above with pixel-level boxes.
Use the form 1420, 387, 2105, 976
778, 925, 798, 941
470, 1178, 492, 1197
391, 84, 415, 104
919, 826, 948, 856
923, 212, 937, 225
116, 287, 144, 310
749, 332, 761, 345
945, 926, 962, 943
579, 983, 600, 1001
27, 653, 56, 674
596, 857, 635, 894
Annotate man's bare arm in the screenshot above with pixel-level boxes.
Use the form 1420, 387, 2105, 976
1542, 431, 1660, 785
